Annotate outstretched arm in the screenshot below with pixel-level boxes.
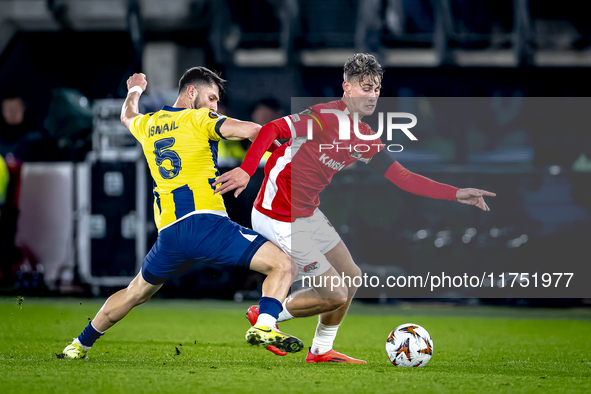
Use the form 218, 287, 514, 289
218, 119, 261, 141
120, 73, 147, 129
212, 119, 289, 197
218, 119, 281, 147
367, 150, 495, 211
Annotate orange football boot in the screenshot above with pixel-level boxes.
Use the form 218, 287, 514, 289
246, 305, 288, 356
305, 348, 367, 363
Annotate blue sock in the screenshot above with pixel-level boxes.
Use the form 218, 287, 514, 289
259, 296, 282, 320
78, 321, 104, 347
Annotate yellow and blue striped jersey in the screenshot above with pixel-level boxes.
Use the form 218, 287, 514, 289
129, 105, 228, 231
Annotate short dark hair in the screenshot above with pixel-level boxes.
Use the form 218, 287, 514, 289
178, 66, 226, 96
343, 53, 383, 85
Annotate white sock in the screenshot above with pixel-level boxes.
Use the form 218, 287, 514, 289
256, 313, 277, 327
73, 337, 91, 351
277, 298, 295, 323
310, 321, 340, 355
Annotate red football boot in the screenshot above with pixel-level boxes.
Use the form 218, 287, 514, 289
246, 305, 288, 356
305, 348, 367, 363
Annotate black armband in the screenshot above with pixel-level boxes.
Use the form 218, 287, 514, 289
214, 117, 228, 140
367, 149, 396, 176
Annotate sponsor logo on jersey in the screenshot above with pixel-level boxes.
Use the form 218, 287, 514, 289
351, 151, 371, 164
318, 153, 346, 171
158, 113, 172, 119
299, 108, 312, 116
208, 111, 220, 119
304, 262, 319, 273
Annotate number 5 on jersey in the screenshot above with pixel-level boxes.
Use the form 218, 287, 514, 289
154, 137, 182, 179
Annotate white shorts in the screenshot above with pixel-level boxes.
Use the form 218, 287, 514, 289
252, 208, 342, 281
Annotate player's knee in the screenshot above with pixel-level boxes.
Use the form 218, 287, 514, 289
290, 260, 299, 281
103, 309, 118, 324
126, 287, 151, 306
135, 294, 151, 305
335, 283, 349, 302
348, 264, 362, 298
271, 253, 292, 277
348, 263, 362, 290
325, 281, 348, 309
339, 263, 362, 299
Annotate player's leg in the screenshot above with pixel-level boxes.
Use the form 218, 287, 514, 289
92, 272, 162, 332
194, 213, 303, 353
277, 241, 364, 363
62, 272, 162, 359
248, 241, 296, 303
246, 260, 363, 362
307, 240, 364, 361
279, 210, 365, 363
250, 208, 347, 318
244, 241, 304, 353
249, 241, 351, 315
62, 225, 183, 359
308, 241, 360, 325
244, 210, 299, 355
277, 209, 351, 320
248, 211, 351, 353
248, 208, 349, 355
275, 266, 348, 318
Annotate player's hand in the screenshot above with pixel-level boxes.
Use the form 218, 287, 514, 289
127, 73, 147, 92
456, 188, 496, 211
212, 167, 251, 198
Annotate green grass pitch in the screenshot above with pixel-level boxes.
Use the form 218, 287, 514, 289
1, 297, 590, 393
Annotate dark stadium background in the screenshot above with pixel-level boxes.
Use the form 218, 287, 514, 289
0, 0, 589, 306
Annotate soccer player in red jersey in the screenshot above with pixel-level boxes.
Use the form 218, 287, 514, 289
214, 54, 495, 363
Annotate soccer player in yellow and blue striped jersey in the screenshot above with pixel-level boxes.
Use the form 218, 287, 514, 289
62, 67, 303, 359
129, 100, 228, 231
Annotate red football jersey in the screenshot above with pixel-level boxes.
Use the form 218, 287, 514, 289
250, 100, 383, 222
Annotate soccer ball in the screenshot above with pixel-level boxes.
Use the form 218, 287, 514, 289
386, 323, 433, 367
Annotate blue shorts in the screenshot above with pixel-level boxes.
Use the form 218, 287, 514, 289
141, 214, 268, 285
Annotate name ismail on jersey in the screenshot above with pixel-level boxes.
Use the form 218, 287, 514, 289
148, 121, 179, 138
